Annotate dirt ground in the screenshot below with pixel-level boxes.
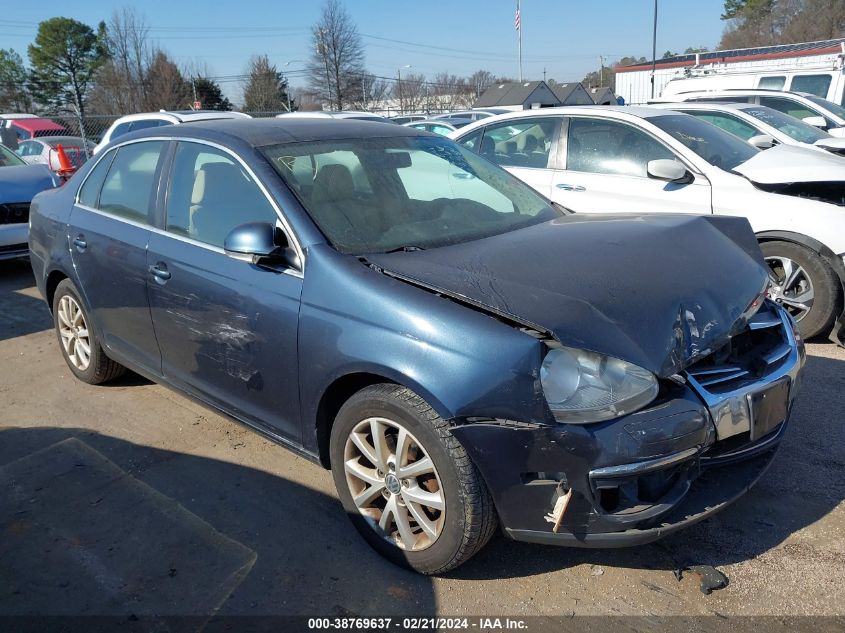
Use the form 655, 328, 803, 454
1, 258, 843, 627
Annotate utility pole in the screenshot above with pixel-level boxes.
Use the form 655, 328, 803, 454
397, 65, 410, 114
651, 0, 658, 99
598, 55, 606, 86
516, 0, 523, 82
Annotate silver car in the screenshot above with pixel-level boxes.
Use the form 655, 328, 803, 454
16, 136, 95, 172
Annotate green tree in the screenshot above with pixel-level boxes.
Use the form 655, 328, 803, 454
27, 17, 107, 117
192, 77, 232, 111
0, 49, 31, 112
242, 55, 292, 112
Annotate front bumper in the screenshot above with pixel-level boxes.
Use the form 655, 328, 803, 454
452, 302, 805, 547
0, 223, 29, 260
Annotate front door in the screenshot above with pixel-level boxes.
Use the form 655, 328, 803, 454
146, 141, 303, 441
552, 116, 712, 216
68, 140, 165, 372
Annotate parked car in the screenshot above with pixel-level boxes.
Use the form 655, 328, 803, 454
433, 108, 511, 122
276, 111, 392, 123
651, 102, 845, 155
451, 106, 845, 341
0, 144, 57, 260
16, 136, 97, 172
402, 119, 472, 135
664, 89, 845, 137
390, 115, 427, 125
29, 119, 804, 573
93, 110, 252, 154
0, 114, 67, 143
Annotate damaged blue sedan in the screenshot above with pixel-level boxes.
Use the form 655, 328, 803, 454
28, 119, 805, 574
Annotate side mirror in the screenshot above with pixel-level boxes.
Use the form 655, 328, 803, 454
647, 159, 692, 184
802, 115, 828, 129
223, 222, 298, 269
748, 134, 775, 149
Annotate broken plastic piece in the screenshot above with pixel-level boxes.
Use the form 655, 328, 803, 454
550, 488, 573, 534
673, 564, 729, 595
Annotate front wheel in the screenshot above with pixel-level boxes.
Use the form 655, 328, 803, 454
761, 241, 841, 339
329, 384, 497, 574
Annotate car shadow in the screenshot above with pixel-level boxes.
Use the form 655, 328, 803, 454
0, 259, 54, 341
451, 349, 845, 580
0, 426, 437, 621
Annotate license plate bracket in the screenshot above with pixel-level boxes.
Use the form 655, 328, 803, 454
747, 379, 790, 441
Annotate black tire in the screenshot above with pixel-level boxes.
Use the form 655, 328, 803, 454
52, 279, 126, 384
329, 383, 497, 575
760, 241, 841, 339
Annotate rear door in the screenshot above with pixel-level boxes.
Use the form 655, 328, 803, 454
551, 116, 712, 215
68, 140, 165, 372
476, 116, 561, 198
146, 140, 304, 441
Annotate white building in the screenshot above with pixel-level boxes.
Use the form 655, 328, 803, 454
615, 38, 845, 105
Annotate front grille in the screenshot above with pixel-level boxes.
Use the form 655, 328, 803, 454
0, 203, 30, 226
684, 302, 790, 395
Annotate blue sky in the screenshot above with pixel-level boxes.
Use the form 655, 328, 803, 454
0, 0, 729, 103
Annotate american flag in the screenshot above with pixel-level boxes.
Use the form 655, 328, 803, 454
515, 3, 521, 31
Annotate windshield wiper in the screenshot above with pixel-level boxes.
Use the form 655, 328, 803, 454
383, 245, 426, 253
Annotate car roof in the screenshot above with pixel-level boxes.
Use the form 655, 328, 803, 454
676, 89, 815, 98
651, 101, 754, 112
116, 117, 432, 148
109, 110, 251, 126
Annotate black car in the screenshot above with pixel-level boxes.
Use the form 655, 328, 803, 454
28, 119, 804, 573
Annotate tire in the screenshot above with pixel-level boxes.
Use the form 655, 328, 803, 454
329, 383, 497, 575
52, 279, 126, 384
760, 241, 841, 339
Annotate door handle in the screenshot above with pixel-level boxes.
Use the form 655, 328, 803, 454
148, 263, 171, 282
556, 183, 586, 192
73, 235, 87, 251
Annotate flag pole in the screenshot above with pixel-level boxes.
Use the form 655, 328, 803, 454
517, 0, 523, 82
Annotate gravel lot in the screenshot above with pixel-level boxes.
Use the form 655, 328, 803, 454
1, 257, 843, 625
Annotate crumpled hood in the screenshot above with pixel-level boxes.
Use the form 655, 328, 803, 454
0, 164, 56, 202
366, 214, 768, 378
813, 137, 845, 153
734, 143, 845, 184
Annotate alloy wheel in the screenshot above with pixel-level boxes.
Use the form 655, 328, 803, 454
57, 295, 91, 371
765, 255, 814, 322
343, 417, 445, 551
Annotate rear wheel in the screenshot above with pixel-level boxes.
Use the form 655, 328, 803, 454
329, 384, 497, 574
52, 279, 126, 384
760, 241, 840, 339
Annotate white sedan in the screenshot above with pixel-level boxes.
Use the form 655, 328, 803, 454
450, 106, 845, 341
650, 101, 845, 155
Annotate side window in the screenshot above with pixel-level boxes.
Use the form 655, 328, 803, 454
166, 142, 277, 248
480, 117, 559, 168
688, 112, 759, 140
17, 141, 38, 156
457, 128, 482, 152
430, 124, 453, 136
77, 151, 117, 208
566, 117, 674, 177
758, 76, 785, 90
129, 119, 172, 133
98, 141, 164, 222
759, 96, 817, 121
790, 74, 833, 98
109, 122, 132, 141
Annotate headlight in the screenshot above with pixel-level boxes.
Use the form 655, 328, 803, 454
540, 346, 659, 424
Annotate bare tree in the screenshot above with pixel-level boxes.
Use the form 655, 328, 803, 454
143, 49, 191, 111
308, 0, 365, 110
243, 55, 292, 112
719, 0, 845, 48
393, 72, 427, 113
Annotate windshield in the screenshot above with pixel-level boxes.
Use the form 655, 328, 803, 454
804, 94, 845, 120
646, 114, 759, 171
263, 136, 558, 254
0, 144, 25, 167
743, 106, 829, 143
